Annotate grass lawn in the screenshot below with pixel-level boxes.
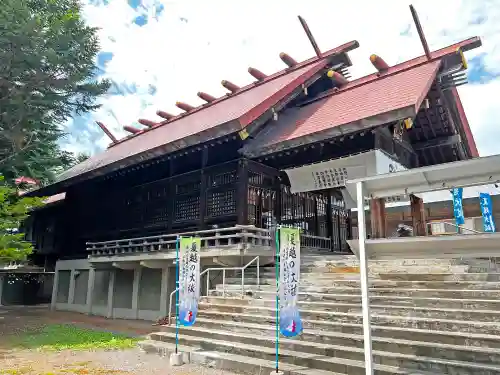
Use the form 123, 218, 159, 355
9, 324, 140, 351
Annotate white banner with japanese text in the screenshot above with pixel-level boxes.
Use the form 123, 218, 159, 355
279, 227, 302, 337
178, 237, 201, 327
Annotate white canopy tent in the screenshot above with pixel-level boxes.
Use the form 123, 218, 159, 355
345, 153, 500, 375
345, 153, 500, 201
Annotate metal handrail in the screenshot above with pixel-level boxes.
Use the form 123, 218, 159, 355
167, 256, 260, 325
427, 220, 483, 235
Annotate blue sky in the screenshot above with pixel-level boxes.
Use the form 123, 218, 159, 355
62, 0, 500, 157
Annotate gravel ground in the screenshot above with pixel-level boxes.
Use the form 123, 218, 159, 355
1, 347, 239, 374
0, 306, 241, 375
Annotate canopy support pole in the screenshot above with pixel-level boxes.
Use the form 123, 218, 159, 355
356, 181, 374, 375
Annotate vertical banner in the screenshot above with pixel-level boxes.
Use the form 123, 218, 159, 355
452, 188, 465, 225
279, 227, 303, 337
480, 193, 496, 233
178, 237, 201, 326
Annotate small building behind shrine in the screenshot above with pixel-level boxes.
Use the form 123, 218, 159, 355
23, 24, 483, 319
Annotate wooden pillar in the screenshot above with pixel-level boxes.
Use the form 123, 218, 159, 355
236, 158, 249, 225
325, 190, 333, 242
275, 176, 282, 225
167, 158, 176, 230
410, 194, 426, 236
369, 198, 386, 239
199, 148, 209, 229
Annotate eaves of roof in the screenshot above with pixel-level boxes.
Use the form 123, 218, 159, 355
28, 41, 359, 197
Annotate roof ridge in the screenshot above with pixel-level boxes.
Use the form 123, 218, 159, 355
109, 40, 359, 147
300, 37, 480, 107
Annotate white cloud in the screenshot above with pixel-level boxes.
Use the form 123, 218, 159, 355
459, 78, 500, 156
72, 0, 500, 158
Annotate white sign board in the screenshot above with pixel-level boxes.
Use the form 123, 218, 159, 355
284, 150, 407, 206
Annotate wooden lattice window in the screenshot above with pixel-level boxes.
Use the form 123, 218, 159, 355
207, 189, 236, 217
208, 171, 236, 188
174, 195, 200, 222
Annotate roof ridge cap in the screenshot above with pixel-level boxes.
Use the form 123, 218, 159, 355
110, 41, 359, 147
302, 38, 479, 107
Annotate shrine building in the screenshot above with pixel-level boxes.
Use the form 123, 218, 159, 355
23, 17, 482, 319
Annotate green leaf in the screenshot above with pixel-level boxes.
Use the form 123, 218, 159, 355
0, 0, 108, 185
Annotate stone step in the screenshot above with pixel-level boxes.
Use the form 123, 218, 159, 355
160, 323, 500, 366
203, 294, 500, 310
213, 286, 500, 299
150, 330, 500, 374
377, 272, 500, 282
138, 339, 347, 375
300, 256, 460, 266
166, 316, 500, 349
195, 309, 500, 335
199, 301, 500, 322
243, 266, 472, 276
214, 285, 500, 300
243, 272, 500, 282
221, 278, 500, 290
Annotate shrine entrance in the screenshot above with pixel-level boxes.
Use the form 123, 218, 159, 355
247, 175, 352, 253
279, 150, 409, 252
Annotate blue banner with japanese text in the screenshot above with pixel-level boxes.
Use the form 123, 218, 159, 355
480, 193, 496, 233
452, 188, 465, 225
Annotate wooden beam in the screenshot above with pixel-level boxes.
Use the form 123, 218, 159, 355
413, 134, 460, 151
246, 159, 280, 177
298, 15, 321, 57
95, 121, 118, 144
409, 5, 431, 60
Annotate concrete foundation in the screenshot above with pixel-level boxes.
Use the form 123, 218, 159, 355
169, 352, 183, 366
51, 258, 173, 321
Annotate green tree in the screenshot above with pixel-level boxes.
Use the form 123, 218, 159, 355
0, 0, 109, 185
0, 176, 45, 263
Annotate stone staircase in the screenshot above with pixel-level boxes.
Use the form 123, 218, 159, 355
140, 254, 500, 374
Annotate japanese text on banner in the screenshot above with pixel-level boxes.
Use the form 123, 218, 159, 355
279, 227, 302, 337
480, 193, 496, 233
452, 188, 465, 225
179, 237, 201, 326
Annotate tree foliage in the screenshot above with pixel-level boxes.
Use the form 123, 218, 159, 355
0, 176, 45, 263
0, 0, 109, 185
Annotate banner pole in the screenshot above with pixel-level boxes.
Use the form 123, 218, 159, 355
175, 236, 180, 355
275, 226, 280, 373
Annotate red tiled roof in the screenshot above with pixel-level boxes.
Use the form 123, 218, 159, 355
57, 41, 358, 183
243, 61, 442, 155
240, 37, 481, 157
